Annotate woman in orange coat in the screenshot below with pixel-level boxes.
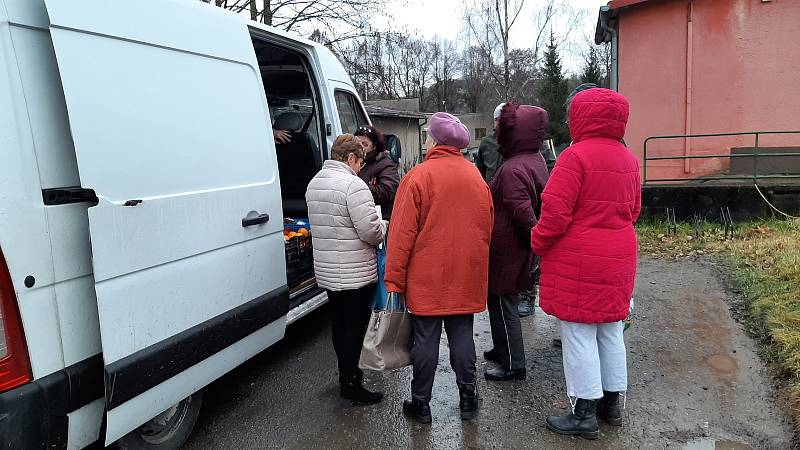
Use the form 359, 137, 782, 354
385, 112, 494, 424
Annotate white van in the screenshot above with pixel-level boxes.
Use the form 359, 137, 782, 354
0, 1, 380, 448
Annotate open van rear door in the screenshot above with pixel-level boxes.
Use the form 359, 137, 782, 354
43, 0, 288, 443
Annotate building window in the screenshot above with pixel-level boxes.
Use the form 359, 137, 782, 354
475, 127, 487, 140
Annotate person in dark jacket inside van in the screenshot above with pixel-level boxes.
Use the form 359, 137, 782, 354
355, 125, 400, 219
484, 103, 549, 381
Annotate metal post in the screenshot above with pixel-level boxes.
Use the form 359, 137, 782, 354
610, 28, 619, 91
643, 139, 648, 185
683, 1, 694, 174
754, 133, 760, 182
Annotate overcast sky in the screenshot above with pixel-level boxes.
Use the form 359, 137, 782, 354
379, 0, 609, 72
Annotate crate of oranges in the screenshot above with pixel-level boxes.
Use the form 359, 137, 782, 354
284, 218, 312, 262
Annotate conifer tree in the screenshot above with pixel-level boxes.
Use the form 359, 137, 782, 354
537, 33, 570, 146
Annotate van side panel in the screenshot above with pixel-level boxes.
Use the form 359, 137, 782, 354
43, 0, 288, 443
1, 0, 105, 448
44, 0, 258, 64
6, 7, 100, 369
0, 0, 66, 380
66, 398, 103, 450
51, 33, 285, 362
8, 26, 78, 189
107, 319, 284, 446
315, 44, 355, 86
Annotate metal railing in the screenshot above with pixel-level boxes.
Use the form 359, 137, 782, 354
642, 131, 800, 185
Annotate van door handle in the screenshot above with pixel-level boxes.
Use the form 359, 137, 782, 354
242, 213, 270, 227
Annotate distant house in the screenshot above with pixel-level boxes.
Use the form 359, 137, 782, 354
364, 99, 426, 172
364, 99, 496, 166
455, 113, 495, 159
596, 0, 800, 183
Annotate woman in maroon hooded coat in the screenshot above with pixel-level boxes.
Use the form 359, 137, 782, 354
483, 103, 549, 381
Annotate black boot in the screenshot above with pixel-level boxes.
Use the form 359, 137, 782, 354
484, 366, 526, 381
545, 398, 600, 440
517, 299, 534, 317
339, 374, 383, 406
402, 398, 432, 424
596, 391, 622, 426
483, 348, 501, 364
459, 387, 477, 421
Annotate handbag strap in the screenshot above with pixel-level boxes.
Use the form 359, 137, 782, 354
386, 292, 407, 312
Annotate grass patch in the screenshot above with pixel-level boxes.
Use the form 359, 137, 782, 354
638, 217, 800, 419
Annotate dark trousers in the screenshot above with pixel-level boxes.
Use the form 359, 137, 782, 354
411, 314, 476, 402
488, 294, 526, 370
327, 284, 375, 381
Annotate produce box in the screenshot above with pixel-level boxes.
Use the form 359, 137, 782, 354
284, 217, 313, 286
284, 217, 311, 233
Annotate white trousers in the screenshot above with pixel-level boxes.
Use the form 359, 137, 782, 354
559, 320, 627, 400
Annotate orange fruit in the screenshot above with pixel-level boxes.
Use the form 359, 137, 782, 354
298, 228, 309, 236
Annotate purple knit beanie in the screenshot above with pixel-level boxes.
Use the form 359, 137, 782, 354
427, 112, 470, 149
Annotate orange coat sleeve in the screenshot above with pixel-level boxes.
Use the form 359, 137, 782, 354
384, 171, 422, 293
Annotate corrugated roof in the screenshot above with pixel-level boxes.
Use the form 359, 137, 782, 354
365, 105, 427, 119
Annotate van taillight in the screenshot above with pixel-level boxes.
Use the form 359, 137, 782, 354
0, 250, 31, 392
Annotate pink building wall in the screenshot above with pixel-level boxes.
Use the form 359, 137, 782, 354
612, 0, 800, 182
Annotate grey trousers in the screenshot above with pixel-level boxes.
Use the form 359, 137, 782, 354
488, 294, 526, 370
410, 314, 476, 402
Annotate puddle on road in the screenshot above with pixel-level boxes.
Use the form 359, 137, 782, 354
683, 439, 753, 449
705, 354, 738, 374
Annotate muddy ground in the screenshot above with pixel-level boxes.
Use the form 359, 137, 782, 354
183, 257, 792, 449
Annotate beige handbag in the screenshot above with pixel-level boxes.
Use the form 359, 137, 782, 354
359, 293, 412, 371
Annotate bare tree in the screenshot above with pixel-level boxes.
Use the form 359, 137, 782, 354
464, 0, 527, 102
531, 0, 586, 63
461, 45, 494, 113
507, 48, 538, 103
215, 0, 387, 45
599, 41, 612, 88
429, 38, 458, 112
463, 0, 588, 106
338, 35, 387, 101
335, 32, 433, 107
407, 39, 433, 111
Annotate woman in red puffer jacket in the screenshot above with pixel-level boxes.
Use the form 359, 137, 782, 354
532, 88, 641, 440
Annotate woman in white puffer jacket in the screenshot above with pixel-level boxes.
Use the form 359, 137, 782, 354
306, 133, 387, 406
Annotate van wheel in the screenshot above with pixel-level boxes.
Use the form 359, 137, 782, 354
117, 391, 203, 450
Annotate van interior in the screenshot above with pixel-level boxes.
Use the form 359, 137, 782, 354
252, 35, 323, 299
